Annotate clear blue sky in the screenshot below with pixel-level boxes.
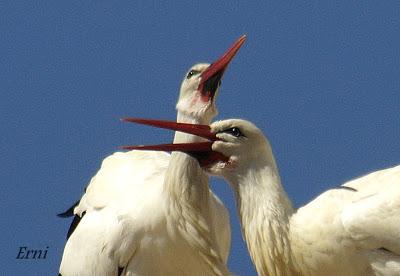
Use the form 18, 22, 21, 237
2, 1, 400, 275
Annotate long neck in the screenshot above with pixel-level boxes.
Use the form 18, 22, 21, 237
227, 154, 298, 276
164, 111, 209, 198
164, 111, 228, 276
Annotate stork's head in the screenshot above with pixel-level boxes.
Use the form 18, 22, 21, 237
205, 119, 274, 177
176, 35, 246, 124
176, 63, 215, 123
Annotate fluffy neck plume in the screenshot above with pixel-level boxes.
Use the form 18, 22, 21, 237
227, 152, 298, 276
166, 110, 210, 203
163, 110, 227, 276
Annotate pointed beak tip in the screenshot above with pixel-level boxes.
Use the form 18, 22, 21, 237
198, 34, 247, 99
121, 117, 135, 123
238, 34, 247, 43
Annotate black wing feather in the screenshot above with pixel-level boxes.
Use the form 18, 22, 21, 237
57, 199, 80, 218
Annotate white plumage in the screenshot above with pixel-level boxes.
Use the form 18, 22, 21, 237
59, 35, 246, 276
60, 150, 230, 275
172, 118, 400, 276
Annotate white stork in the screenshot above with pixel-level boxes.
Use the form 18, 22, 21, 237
129, 118, 400, 276
58, 36, 246, 276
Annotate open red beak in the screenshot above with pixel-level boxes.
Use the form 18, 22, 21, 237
121, 117, 228, 167
198, 35, 246, 102
119, 35, 246, 165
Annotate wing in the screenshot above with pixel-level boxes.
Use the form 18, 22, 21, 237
341, 165, 400, 271
59, 150, 170, 275
76, 150, 170, 214
291, 165, 400, 275
341, 165, 400, 253
59, 208, 138, 275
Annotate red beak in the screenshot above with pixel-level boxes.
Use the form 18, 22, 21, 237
122, 117, 217, 141
121, 117, 229, 166
198, 35, 246, 102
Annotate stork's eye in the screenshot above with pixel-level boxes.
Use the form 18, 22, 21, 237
223, 127, 244, 137
186, 70, 200, 79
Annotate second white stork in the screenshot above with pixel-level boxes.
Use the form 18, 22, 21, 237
129, 118, 400, 276
58, 36, 246, 276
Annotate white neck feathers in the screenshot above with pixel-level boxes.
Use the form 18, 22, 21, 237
228, 159, 298, 276
162, 111, 228, 276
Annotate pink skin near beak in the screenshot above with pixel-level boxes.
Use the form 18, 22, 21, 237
198, 35, 246, 102
121, 118, 229, 167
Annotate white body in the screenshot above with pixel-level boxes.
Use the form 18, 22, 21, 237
207, 119, 400, 276
59, 150, 230, 275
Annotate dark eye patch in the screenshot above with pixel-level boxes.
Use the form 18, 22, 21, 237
186, 69, 200, 79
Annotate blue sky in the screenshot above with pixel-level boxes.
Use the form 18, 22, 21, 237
2, 1, 400, 275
